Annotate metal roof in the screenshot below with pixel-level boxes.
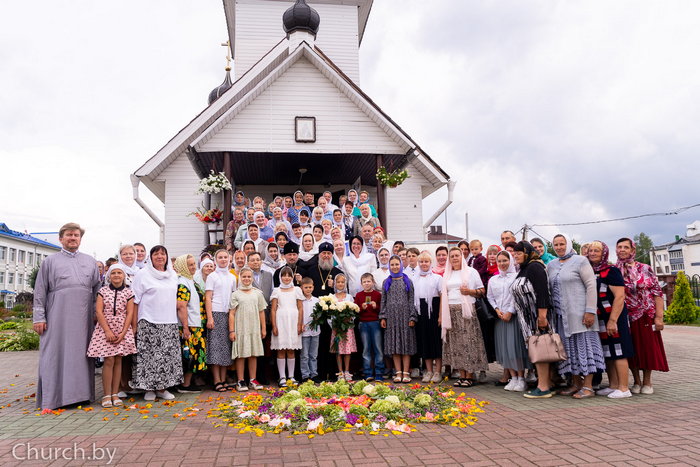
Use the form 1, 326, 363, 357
0, 223, 61, 250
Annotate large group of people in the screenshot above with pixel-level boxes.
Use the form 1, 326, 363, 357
33, 196, 670, 409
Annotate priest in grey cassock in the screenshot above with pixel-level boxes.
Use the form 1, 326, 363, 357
33, 223, 101, 409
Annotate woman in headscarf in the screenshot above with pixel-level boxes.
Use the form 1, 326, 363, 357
173, 254, 206, 393
341, 201, 359, 241
299, 233, 317, 261
116, 244, 139, 286
262, 242, 284, 274
131, 246, 183, 400
588, 241, 634, 399
488, 250, 529, 392
333, 239, 347, 271
268, 207, 292, 235
344, 236, 377, 296
615, 237, 668, 394
531, 238, 555, 265
511, 241, 554, 399
432, 246, 448, 276
286, 190, 306, 224
193, 258, 214, 295
372, 247, 391, 286
439, 247, 488, 387
414, 251, 443, 383
379, 255, 418, 383
546, 234, 604, 399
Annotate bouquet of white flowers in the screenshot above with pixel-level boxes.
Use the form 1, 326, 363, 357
310, 295, 360, 352
196, 170, 233, 195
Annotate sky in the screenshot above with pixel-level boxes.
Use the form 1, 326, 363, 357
1, 0, 699, 261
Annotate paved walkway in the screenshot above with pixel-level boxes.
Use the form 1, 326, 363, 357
0, 325, 699, 466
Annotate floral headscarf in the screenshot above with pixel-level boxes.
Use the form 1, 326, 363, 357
173, 254, 195, 279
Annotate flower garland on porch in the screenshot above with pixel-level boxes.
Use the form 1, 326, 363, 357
376, 166, 410, 188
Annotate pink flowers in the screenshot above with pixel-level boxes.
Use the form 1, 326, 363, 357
384, 420, 410, 433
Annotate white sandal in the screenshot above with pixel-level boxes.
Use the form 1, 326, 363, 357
101, 395, 113, 408
111, 394, 123, 406
401, 371, 411, 384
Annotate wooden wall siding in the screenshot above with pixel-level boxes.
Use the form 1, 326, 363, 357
235, 2, 360, 83
385, 160, 428, 242
198, 57, 405, 154
160, 152, 207, 258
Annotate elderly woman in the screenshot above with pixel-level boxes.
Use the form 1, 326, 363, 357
344, 236, 377, 295
173, 254, 206, 393
286, 190, 306, 224
439, 247, 488, 387
615, 237, 668, 394
511, 241, 555, 398
131, 246, 183, 401
547, 234, 605, 399
587, 241, 634, 399
116, 244, 139, 285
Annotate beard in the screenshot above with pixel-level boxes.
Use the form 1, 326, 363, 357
319, 257, 334, 271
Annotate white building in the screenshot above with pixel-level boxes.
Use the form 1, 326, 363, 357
0, 223, 61, 307
650, 220, 700, 280
131, 0, 452, 258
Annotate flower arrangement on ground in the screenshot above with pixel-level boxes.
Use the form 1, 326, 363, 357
189, 205, 224, 224
309, 295, 360, 352
196, 170, 232, 195
215, 380, 487, 436
376, 166, 410, 188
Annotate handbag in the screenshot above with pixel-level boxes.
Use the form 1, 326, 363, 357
475, 297, 497, 322
527, 329, 567, 363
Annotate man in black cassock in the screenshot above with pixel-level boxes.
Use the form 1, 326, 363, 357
297, 242, 343, 380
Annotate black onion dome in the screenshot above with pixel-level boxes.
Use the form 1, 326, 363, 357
208, 69, 233, 105
283, 0, 320, 36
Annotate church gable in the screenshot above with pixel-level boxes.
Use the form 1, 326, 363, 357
194, 56, 406, 155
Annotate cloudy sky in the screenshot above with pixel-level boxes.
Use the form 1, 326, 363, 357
2, 0, 699, 261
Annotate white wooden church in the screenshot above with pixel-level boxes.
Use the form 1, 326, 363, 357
132, 0, 452, 258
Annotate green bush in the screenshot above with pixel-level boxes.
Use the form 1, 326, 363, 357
0, 322, 22, 330
666, 271, 700, 324
0, 328, 40, 351
12, 304, 27, 312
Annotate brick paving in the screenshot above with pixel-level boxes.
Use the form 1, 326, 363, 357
0, 325, 699, 466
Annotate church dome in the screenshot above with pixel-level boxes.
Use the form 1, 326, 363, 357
283, 0, 320, 36
208, 69, 233, 105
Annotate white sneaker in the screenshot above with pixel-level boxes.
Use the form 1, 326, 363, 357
144, 391, 156, 401
596, 387, 615, 396
478, 371, 487, 383
422, 371, 433, 383
410, 368, 421, 378
513, 379, 527, 392
525, 371, 537, 384
116, 391, 128, 399
641, 385, 654, 395
630, 384, 641, 394
504, 379, 516, 391
607, 389, 632, 399
156, 389, 175, 400
431, 372, 442, 383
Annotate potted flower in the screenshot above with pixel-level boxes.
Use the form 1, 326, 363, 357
189, 205, 224, 223
376, 166, 409, 188
196, 170, 232, 195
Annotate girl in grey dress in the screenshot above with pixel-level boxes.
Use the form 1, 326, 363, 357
379, 256, 418, 383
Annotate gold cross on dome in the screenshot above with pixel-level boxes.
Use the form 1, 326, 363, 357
221, 41, 232, 71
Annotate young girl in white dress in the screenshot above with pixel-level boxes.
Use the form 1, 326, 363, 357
270, 266, 304, 387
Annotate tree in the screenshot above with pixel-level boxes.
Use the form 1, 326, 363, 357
28, 266, 39, 290
665, 271, 700, 324
634, 232, 654, 265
